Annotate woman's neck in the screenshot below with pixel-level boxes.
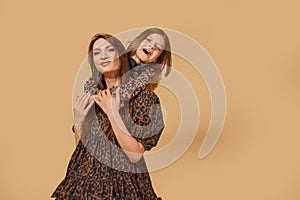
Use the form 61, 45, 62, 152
104, 76, 119, 89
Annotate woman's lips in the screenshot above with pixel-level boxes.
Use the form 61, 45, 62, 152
100, 61, 111, 67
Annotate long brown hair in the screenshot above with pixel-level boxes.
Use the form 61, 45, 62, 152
82, 33, 130, 141
88, 33, 130, 90
127, 27, 172, 77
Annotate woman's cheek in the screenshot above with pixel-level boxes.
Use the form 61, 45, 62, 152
93, 55, 100, 63
108, 52, 115, 59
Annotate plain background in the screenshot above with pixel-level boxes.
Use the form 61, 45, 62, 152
1, 0, 300, 199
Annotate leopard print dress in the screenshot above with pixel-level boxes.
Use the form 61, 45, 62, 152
51, 65, 164, 199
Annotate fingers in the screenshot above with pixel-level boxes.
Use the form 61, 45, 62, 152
75, 94, 84, 107
83, 100, 94, 114
94, 95, 102, 106
79, 93, 90, 107
88, 95, 96, 104
102, 89, 109, 96
98, 89, 111, 101
97, 90, 103, 103
94, 88, 115, 107
81, 93, 91, 110
75, 93, 91, 110
94, 94, 100, 103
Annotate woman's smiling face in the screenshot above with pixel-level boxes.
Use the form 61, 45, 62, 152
134, 33, 165, 64
92, 38, 121, 76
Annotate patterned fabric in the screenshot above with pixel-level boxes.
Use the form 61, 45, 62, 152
83, 62, 162, 100
51, 89, 164, 200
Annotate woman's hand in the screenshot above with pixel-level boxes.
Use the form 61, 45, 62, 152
73, 93, 94, 136
89, 94, 96, 104
94, 88, 120, 118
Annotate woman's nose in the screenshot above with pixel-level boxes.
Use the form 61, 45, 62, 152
101, 51, 108, 59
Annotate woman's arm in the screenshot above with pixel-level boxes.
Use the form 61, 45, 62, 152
95, 88, 164, 163
117, 65, 157, 100
85, 64, 159, 101
94, 89, 144, 163
108, 110, 145, 163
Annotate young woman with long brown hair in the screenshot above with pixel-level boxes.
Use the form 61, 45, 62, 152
51, 33, 164, 199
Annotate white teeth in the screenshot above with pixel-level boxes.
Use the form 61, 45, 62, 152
143, 48, 151, 55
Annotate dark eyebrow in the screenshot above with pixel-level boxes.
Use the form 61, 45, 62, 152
93, 45, 113, 51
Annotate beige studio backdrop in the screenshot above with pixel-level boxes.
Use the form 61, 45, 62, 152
1, 0, 300, 199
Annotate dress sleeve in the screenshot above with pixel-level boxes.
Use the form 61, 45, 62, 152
128, 90, 164, 151
84, 76, 100, 95
117, 63, 161, 100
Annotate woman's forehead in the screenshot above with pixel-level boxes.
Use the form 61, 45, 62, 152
93, 38, 112, 50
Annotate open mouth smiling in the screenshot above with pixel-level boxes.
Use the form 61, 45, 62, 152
143, 48, 152, 56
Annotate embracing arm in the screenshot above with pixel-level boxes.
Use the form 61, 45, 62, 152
107, 111, 145, 163
95, 89, 164, 163
95, 89, 145, 163
117, 65, 157, 100
84, 66, 159, 101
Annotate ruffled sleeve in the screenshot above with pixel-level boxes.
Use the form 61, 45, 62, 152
84, 76, 100, 95
118, 64, 159, 100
